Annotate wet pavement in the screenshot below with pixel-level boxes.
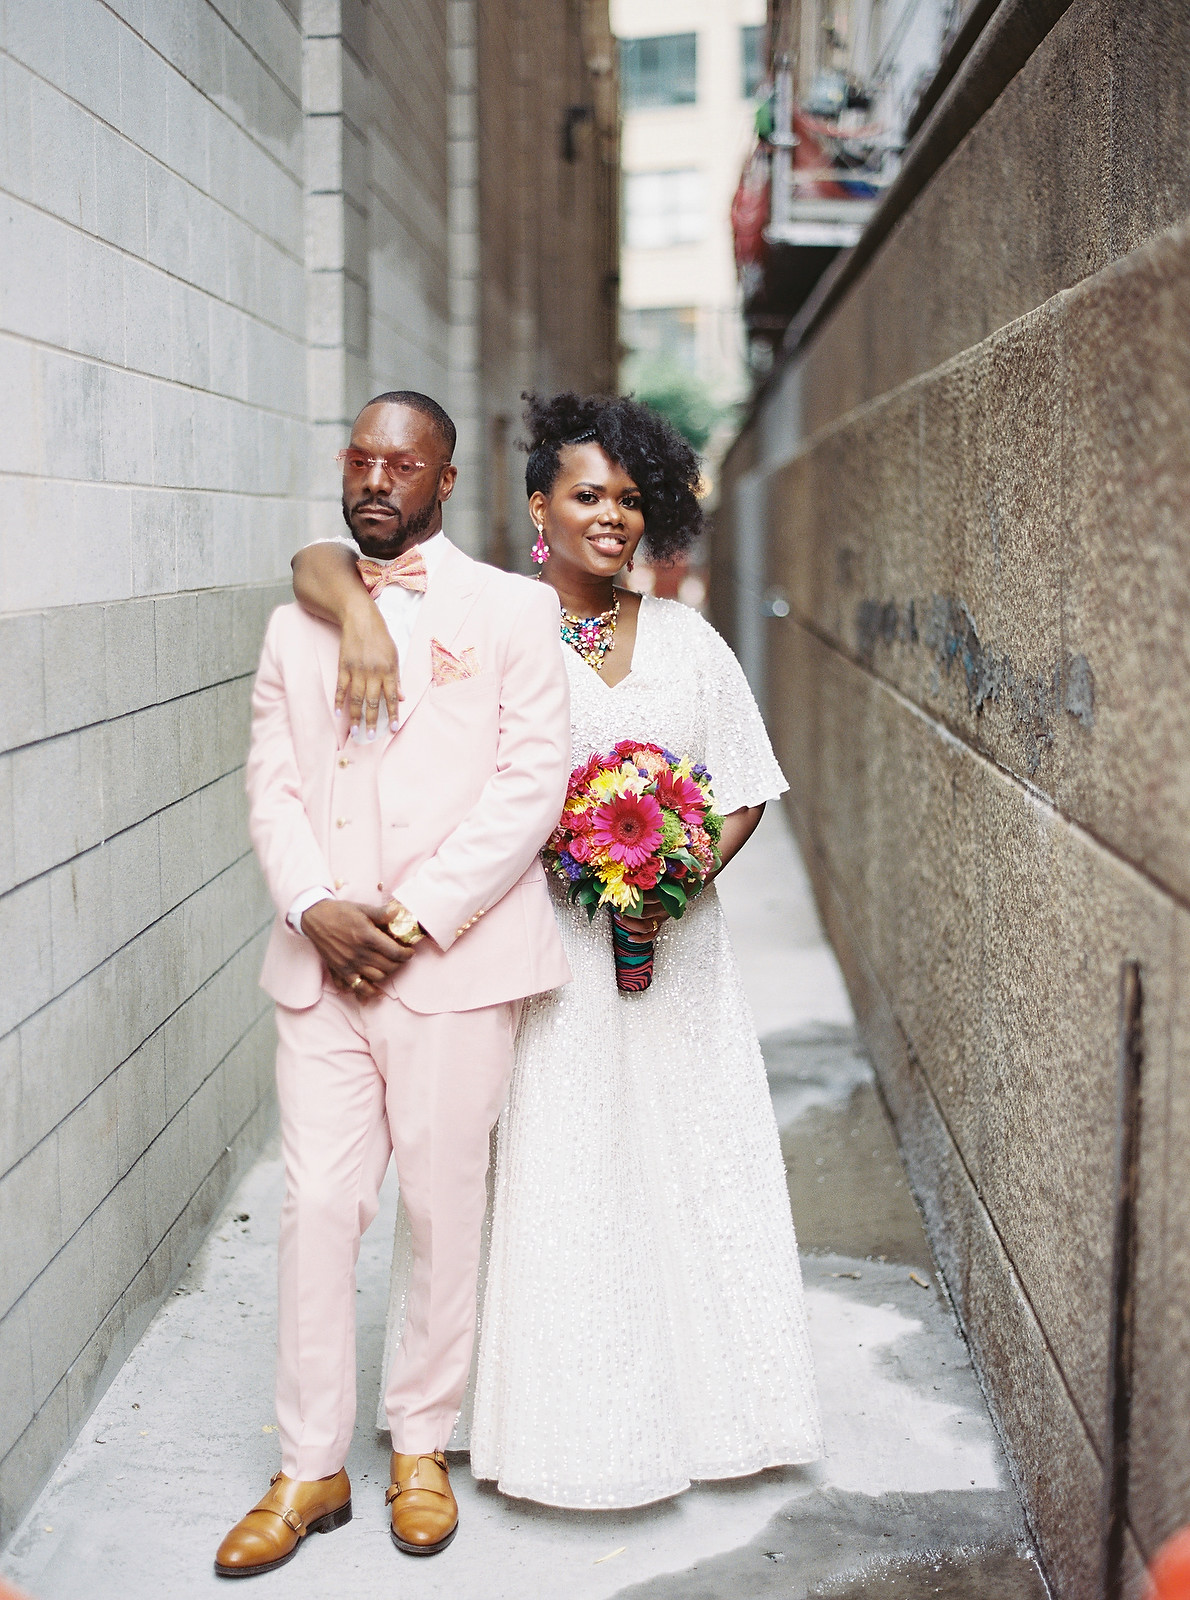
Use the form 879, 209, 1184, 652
0, 807, 1050, 1598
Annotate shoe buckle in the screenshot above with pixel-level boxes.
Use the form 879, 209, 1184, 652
282, 1508, 305, 1534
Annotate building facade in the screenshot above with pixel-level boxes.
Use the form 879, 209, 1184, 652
716, 2, 1190, 1592
0, 0, 616, 1540
613, 0, 764, 422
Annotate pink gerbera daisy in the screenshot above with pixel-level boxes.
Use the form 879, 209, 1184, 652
590, 792, 664, 868
654, 769, 707, 824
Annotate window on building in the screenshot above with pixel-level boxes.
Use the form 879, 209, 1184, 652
622, 307, 699, 371
741, 25, 765, 99
619, 34, 698, 110
624, 169, 705, 249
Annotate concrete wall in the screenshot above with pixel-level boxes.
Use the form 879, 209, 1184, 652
304, 0, 618, 559
475, 0, 619, 570
717, 3, 1190, 1593
303, 0, 454, 542
0, 0, 304, 1542
0, 0, 617, 1542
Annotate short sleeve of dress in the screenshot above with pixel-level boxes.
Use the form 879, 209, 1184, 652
302, 534, 360, 553
691, 611, 787, 814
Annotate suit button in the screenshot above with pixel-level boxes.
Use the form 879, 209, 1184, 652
336, 817, 348, 828
338, 757, 350, 768
377, 883, 383, 892
334, 878, 345, 890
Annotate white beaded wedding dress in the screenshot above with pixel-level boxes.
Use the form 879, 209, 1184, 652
380, 594, 823, 1507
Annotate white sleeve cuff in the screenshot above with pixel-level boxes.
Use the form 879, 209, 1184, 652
287, 886, 335, 934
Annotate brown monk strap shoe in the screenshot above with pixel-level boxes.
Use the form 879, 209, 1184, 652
387, 1450, 458, 1555
214, 1469, 352, 1578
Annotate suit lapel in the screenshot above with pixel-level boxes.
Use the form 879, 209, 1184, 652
311, 617, 352, 749
386, 541, 488, 742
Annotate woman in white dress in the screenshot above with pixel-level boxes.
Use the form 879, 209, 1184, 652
295, 392, 822, 1509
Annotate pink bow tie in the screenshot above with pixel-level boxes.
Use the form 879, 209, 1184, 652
357, 549, 429, 597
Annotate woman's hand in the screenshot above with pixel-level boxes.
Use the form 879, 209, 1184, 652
292, 543, 400, 737
612, 803, 767, 944
338, 599, 401, 738
613, 891, 670, 944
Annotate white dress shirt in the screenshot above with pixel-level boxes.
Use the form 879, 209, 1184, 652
286, 531, 448, 935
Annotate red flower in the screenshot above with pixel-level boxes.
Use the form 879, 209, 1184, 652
613, 739, 666, 761
567, 752, 602, 798
668, 859, 688, 879
626, 857, 663, 889
655, 769, 706, 824
568, 831, 592, 863
590, 792, 664, 868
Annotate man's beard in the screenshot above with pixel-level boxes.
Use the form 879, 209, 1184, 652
343, 484, 439, 556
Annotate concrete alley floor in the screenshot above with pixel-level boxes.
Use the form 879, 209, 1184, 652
1, 807, 1049, 1599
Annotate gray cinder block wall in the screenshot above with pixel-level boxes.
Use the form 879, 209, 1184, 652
0, 0, 617, 1542
717, 3, 1190, 1594
0, 0, 307, 1541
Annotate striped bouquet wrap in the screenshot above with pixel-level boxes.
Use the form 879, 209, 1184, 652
543, 741, 724, 994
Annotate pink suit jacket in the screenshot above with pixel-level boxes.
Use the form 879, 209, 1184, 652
246, 541, 573, 1015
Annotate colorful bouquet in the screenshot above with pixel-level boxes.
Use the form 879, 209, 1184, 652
543, 741, 724, 992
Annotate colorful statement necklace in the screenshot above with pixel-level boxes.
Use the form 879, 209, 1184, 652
560, 596, 620, 673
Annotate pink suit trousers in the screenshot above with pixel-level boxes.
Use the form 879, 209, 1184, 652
274, 983, 520, 1476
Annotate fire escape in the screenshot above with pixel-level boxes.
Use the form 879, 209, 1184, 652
734, 0, 964, 369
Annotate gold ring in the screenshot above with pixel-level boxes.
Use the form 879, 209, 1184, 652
350, 974, 364, 990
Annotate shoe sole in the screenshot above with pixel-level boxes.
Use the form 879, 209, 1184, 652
214, 1500, 352, 1578
390, 1520, 458, 1557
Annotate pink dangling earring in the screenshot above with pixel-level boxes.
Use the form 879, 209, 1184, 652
531, 522, 549, 565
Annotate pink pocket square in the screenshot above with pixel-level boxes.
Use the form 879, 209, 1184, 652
431, 639, 481, 685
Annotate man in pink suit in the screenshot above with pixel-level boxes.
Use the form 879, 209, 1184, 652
215, 392, 571, 1576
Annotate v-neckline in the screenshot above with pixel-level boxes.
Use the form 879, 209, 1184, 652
576, 593, 646, 690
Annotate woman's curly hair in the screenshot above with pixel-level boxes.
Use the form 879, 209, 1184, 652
522, 392, 703, 562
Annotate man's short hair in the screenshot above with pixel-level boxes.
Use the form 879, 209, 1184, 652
360, 391, 457, 458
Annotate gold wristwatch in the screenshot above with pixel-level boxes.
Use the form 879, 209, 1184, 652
385, 900, 425, 947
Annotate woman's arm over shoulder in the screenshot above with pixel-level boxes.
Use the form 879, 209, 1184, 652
292, 538, 366, 624
292, 539, 399, 736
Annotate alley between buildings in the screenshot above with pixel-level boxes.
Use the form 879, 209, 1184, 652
1, 809, 1048, 1599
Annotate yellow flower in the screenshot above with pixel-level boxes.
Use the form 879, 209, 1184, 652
596, 859, 636, 909
588, 767, 627, 801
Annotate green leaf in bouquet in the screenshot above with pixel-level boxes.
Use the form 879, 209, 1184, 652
571, 881, 600, 920
624, 887, 646, 918
657, 880, 688, 919
666, 848, 701, 875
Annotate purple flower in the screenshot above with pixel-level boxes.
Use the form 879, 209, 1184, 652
559, 852, 583, 881
692, 762, 708, 778
662, 749, 677, 764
